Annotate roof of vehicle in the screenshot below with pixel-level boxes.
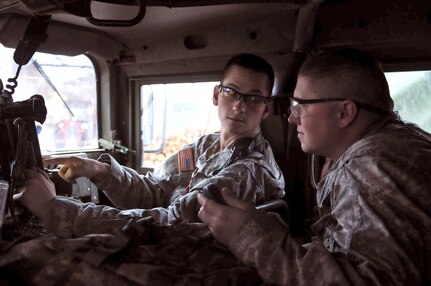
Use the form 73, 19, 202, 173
0, 0, 430, 66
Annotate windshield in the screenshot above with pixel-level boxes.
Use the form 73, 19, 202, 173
385, 70, 431, 133
0, 44, 98, 154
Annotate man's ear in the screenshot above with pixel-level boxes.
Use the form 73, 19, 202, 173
261, 101, 271, 120
338, 100, 358, 128
213, 85, 219, 106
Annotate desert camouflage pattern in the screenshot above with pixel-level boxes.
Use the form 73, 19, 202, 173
0, 219, 265, 285
46, 132, 284, 238
0, 132, 284, 284
229, 115, 431, 285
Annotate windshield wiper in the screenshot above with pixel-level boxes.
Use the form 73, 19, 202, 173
32, 59, 74, 117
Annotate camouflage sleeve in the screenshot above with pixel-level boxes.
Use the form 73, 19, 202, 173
191, 157, 285, 206
223, 158, 284, 204
91, 153, 189, 209
46, 196, 168, 237
229, 150, 430, 285
228, 212, 368, 285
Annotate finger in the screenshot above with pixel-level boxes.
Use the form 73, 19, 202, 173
197, 195, 211, 224
198, 207, 217, 226
37, 168, 51, 180
197, 193, 216, 216
197, 193, 221, 223
58, 165, 77, 184
221, 187, 253, 211
197, 192, 206, 206
43, 157, 71, 166
43, 157, 82, 170
200, 192, 229, 212
13, 190, 23, 202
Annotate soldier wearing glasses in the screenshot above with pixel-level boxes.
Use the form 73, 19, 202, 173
4, 54, 286, 284
198, 48, 431, 285
15, 53, 284, 235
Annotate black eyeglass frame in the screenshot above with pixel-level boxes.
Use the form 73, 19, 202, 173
217, 84, 272, 104
290, 97, 346, 105
289, 97, 390, 115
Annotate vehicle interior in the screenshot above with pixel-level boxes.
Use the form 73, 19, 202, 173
0, 0, 430, 241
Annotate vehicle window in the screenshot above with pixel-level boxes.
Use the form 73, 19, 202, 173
0, 44, 98, 154
139, 82, 220, 167
385, 70, 431, 133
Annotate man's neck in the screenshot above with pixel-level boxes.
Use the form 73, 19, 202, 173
328, 114, 393, 161
219, 129, 260, 150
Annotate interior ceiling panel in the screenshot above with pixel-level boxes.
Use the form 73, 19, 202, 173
52, 3, 299, 47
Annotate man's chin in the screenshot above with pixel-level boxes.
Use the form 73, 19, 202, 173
300, 141, 311, 153
225, 122, 245, 132
223, 127, 253, 138
227, 120, 245, 128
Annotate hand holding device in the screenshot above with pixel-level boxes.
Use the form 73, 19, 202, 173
201, 183, 226, 205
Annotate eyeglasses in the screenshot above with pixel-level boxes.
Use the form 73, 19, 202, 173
289, 97, 346, 118
217, 84, 271, 106
289, 97, 390, 118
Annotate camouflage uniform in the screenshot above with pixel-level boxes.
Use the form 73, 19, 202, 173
46, 132, 285, 238
0, 221, 265, 285
0, 132, 283, 285
229, 115, 431, 285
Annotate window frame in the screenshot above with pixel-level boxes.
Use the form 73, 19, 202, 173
0, 44, 100, 154
129, 72, 221, 173
382, 60, 431, 132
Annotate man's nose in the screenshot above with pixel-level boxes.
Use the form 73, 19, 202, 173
232, 97, 246, 112
287, 112, 299, 125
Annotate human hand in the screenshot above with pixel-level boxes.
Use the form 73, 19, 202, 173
13, 168, 56, 222
43, 156, 109, 184
197, 187, 257, 245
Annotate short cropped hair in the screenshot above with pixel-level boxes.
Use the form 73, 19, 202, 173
299, 48, 393, 111
222, 53, 275, 96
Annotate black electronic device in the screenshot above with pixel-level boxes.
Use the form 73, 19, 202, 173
202, 183, 226, 205
0, 11, 53, 241
0, 94, 47, 239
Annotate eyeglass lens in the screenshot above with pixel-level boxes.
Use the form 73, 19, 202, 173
289, 99, 304, 117
219, 86, 268, 106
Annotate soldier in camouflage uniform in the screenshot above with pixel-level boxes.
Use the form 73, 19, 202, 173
0, 54, 284, 285
198, 48, 431, 285
14, 53, 285, 238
